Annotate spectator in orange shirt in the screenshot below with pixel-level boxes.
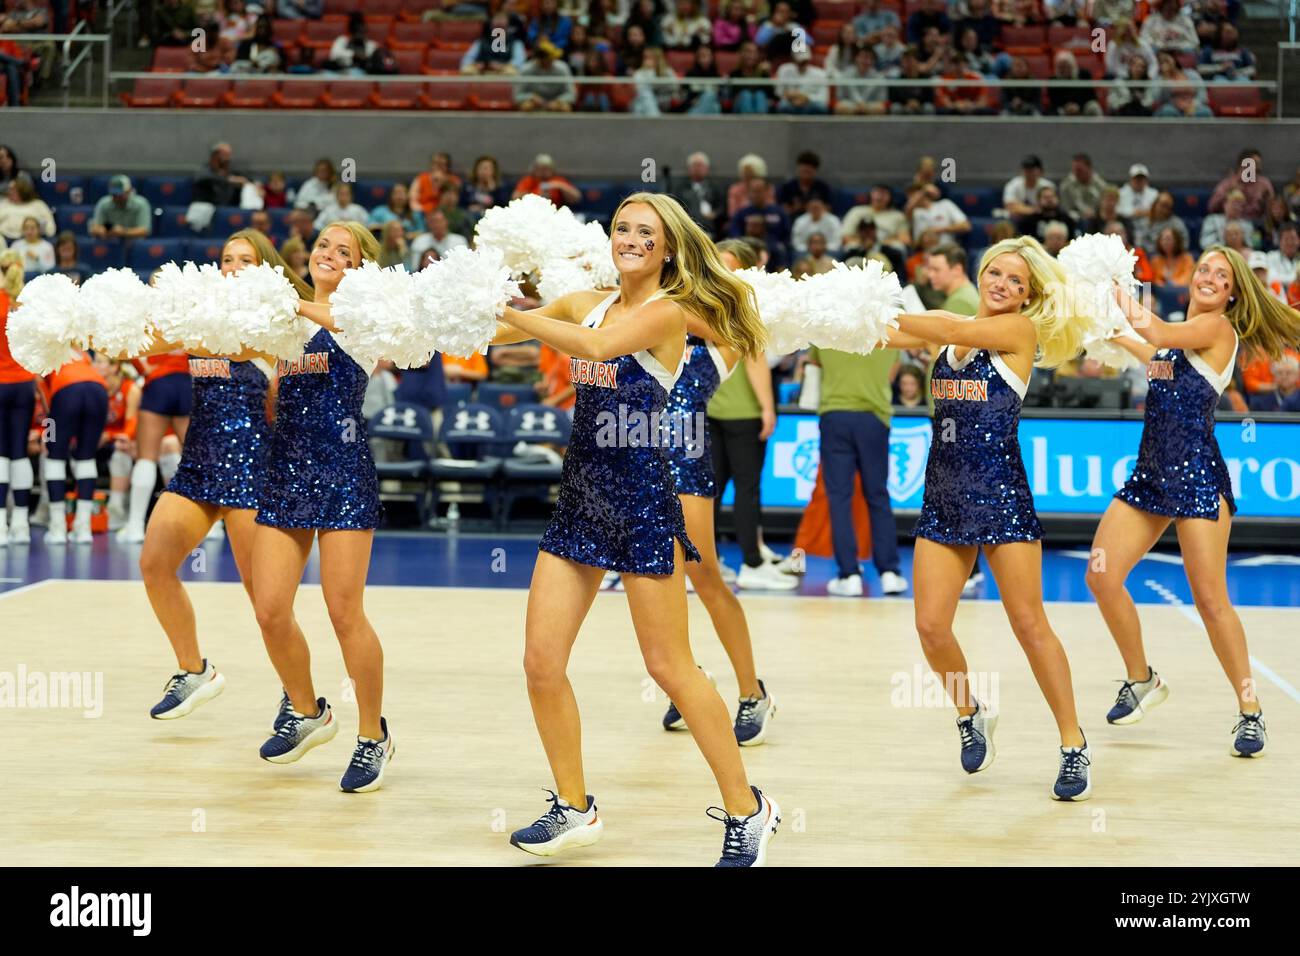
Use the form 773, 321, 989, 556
1150, 226, 1194, 287
1241, 346, 1300, 398
442, 350, 489, 384
409, 152, 462, 217
536, 344, 575, 412
933, 49, 996, 115
511, 153, 581, 207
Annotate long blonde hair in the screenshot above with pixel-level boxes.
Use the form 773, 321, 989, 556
226, 229, 313, 299
1202, 245, 1300, 361
317, 220, 381, 265
976, 236, 1087, 369
0, 250, 23, 299
612, 192, 767, 358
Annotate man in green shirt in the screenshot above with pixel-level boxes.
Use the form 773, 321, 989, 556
805, 344, 907, 596
90, 175, 153, 239
926, 242, 978, 316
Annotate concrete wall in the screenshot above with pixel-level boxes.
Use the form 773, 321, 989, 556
5, 109, 1298, 185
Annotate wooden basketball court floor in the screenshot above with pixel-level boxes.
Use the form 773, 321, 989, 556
2, 578, 1297, 867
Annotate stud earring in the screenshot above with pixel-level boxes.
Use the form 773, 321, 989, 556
665, 256, 672, 263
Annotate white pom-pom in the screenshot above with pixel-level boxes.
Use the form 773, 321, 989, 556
79, 268, 155, 358
148, 261, 225, 351
329, 261, 426, 370
736, 268, 805, 353
1083, 328, 1144, 371
412, 246, 521, 359
227, 262, 313, 360
475, 194, 582, 278
799, 260, 904, 354
1058, 232, 1140, 347
9, 273, 85, 375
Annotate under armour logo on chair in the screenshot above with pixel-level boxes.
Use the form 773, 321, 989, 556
454, 410, 493, 431
381, 407, 419, 429
520, 410, 558, 432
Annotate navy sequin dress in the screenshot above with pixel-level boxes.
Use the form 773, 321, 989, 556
1115, 336, 1238, 519
663, 334, 733, 498
914, 346, 1043, 545
167, 357, 271, 510
538, 292, 700, 574
257, 327, 381, 530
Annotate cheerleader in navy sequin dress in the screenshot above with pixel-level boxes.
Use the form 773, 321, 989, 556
1087, 247, 1300, 758
142, 231, 314, 729
246, 222, 393, 794
494, 193, 780, 867
890, 236, 1095, 801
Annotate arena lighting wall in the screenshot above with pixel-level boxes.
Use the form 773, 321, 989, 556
6, 112, 1300, 182
737, 408, 1300, 546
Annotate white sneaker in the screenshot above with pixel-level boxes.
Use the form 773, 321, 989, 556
8, 516, 29, 544
510, 792, 604, 857
72, 516, 94, 544
759, 542, 781, 563
826, 573, 863, 597
737, 561, 799, 591
45, 523, 68, 545
962, 570, 985, 597
720, 563, 737, 585
116, 523, 146, 544
772, 553, 804, 574
880, 571, 908, 595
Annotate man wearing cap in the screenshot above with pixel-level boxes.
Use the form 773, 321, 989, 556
514, 40, 576, 113
512, 153, 581, 207
90, 176, 153, 239
774, 48, 830, 114
1117, 164, 1158, 224
1003, 155, 1055, 221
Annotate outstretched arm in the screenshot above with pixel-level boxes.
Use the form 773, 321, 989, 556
498, 297, 684, 363
1110, 332, 1158, 365
1114, 287, 1226, 352
893, 309, 1035, 356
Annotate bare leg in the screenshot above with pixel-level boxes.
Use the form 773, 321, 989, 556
681, 494, 760, 698
1085, 498, 1172, 681
984, 540, 1084, 748
250, 524, 317, 715
912, 537, 979, 714
138, 492, 222, 672
317, 529, 383, 739
1176, 498, 1259, 713
624, 542, 756, 817
522, 551, 603, 809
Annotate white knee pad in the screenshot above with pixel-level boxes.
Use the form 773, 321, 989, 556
72, 459, 98, 481
0, 458, 8, 484
158, 452, 181, 484
8, 457, 32, 491
108, 450, 134, 479
43, 458, 67, 482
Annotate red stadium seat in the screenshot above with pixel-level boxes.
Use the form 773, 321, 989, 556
399, 0, 440, 22
1021, 54, 1052, 79
322, 80, 375, 108
425, 47, 464, 72
1048, 24, 1094, 50
272, 79, 327, 108
419, 80, 469, 109
812, 0, 853, 23
119, 77, 181, 107
175, 78, 231, 107
810, 23, 841, 47
1000, 25, 1048, 53
272, 19, 304, 46
393, 48, 425, 74
365, 15, 395, 32
1208, 85, 1269, 118
151, 47, 191, 72
389, 21, 438, 50
323, 0, 358, 18
224, 79, 279, 108
716, 50, 739, 75
469, 82, 513, 111
665, 50, 693, 74
436, 20, 481, 48
0, 75, 6, 107
301, 20, 345, 50
370, 81, 424, 109
370, 0, 402, 15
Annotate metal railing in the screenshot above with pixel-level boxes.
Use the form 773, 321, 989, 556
3, 31, 112, 108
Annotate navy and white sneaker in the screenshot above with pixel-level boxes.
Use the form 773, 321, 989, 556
259, 697, 338, 763
662, 667, 716, 731
1052, 735, 1093, 801
956, 698, 997, 773
510, 791, 603, 857
149, 659, 226, 719
709, 786, 780, 867
271, 690, 294, 734
1230, 711, 1267, 757
340, 717, 394, 792
1106, 667, 1169, 725
734, 679, 775, 746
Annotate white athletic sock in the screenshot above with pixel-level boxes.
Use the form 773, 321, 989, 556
159, 452, 181, 484
109, 490, 125, 510
49, 500, 66, 529
74, 499, 95, 525
127, 459, 158, 529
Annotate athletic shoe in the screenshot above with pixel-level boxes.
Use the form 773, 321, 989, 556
271, 690, 294, 734
1106, 667, 1169, 725
44, 523, 67, 545
116, 523, 145, 544
1231, 711, 1267, 757
259, 697, 338, 764
149, 659, 226, 719
734, 679, 775, 746
759, 542, 781, 564
1052, 735, 1093, 801
738, 561, 799, 591
663, 667, 717, 730
8, 516, 29, 545
71, 517, 93, 544
880, 570, 909, 595
956, 698, 997, 773
340, 717, 394, 793
771, 553, 804, 574
826, 573, 863, 597
709, 786, 780, 867
719, 563, 737, 585
509, 791, 603, 857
